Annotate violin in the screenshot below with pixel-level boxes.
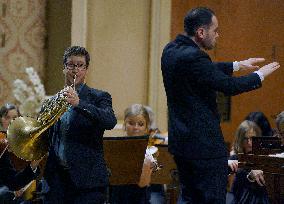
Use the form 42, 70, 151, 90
151, 131, 168, 145
0, 131, 6, 139
0, 131, 8, 159
145, 130, 168, 173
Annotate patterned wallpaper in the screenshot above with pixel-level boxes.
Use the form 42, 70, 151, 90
0, 0, 46, 106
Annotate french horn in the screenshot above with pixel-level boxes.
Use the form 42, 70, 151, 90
6, 75, 76, 161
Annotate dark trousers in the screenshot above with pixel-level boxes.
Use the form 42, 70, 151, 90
174, 156, 228, 204
109, 184, 150, 204
45, 164, 106, 204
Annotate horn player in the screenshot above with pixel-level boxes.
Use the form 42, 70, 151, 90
43, 46, 117, 204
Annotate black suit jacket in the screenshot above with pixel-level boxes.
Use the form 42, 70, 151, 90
161, 34, 262, 159
0, 151, 39, 190
44, 84, 117, 188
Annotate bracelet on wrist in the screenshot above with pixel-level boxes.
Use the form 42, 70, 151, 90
247, 171, 255, 182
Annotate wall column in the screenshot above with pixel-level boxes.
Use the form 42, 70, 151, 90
148, 0, 171, 131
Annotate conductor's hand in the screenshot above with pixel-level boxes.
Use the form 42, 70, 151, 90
63, 87, 79, 107
258, 62, 280, 78
238, 58, 265, 71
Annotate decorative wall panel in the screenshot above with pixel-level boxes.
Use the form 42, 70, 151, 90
0, 0, 46, 106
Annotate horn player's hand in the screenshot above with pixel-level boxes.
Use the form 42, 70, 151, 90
63, 87, 79, 107
30, 156, 45, 172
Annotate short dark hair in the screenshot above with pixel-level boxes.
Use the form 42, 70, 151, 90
244, 111, 273, 136
0, 103, 20, 119
184, 7, 215, 36
63, 46, 90, 67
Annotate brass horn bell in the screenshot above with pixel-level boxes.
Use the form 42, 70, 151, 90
7, 116, 49, 161
7, 76, 76, 161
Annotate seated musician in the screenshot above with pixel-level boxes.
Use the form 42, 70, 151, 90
110, 104, 158, 204
0, 103, 20, 133
275, 111, 284, 147
228, 120, 270, 204
244, 111, 274, 136
0, 103, 41, 203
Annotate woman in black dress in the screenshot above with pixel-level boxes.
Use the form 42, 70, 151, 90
229, 120, 270, 204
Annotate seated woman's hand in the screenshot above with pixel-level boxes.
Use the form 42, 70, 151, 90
247, 170, 265, 186
228, 160, 238, 173
14, 188, 24, 198
138, 154, 153, 188
0, 138, 8, 151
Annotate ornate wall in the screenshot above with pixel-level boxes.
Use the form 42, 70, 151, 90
0, 0, 46, 106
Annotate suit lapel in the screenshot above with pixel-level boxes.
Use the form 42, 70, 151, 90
78, 84, 90, 100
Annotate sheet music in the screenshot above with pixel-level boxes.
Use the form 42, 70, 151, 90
268, 152, 284, 158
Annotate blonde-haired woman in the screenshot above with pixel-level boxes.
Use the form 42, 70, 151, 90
229, 120, 269, 204
110, 104, 155, 204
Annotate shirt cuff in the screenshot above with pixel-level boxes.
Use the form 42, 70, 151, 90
254, 71, 264, 81
233, 61, 240, 72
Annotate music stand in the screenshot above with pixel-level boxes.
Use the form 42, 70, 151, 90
103, 135, 149, 185
151, 144, 177, 185
252, 136, 282, 155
